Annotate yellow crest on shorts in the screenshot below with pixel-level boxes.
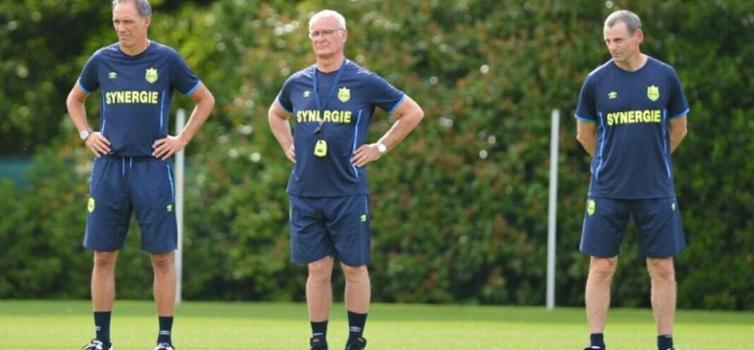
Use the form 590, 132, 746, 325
647, 85, 660, 101
87, 197, 95, 213
145, 68, 159, 84
587, 199, 596, 216
338, 87, 350, 102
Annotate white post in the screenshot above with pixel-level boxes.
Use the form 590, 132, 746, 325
175, 108, 186, 304
546, 109, 560, 311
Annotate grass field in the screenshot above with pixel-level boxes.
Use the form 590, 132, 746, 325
0, 300, 752, 349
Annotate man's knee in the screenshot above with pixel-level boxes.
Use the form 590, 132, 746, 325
589, 257, 618, 282
93, 251, 118, 270
150, 252, 175, 275
647, 258, 675, 282
308, 257, 334, 284
341, 264, 369, 283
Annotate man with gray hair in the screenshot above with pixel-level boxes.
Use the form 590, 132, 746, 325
68, 1, 214, 349
574, 9, 688, 350
269, 8, 424, 350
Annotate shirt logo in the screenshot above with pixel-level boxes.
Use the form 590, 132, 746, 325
608, 91, 617, 99
108, 71, 118, 80
337, 87, 350, 102
303, 90, 311, 98
145, 68, 159, 84
647, 85, 660, 101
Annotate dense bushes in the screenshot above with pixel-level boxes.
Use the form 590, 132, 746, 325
1, 0, 752, 309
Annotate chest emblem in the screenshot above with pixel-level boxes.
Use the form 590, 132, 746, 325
647, 85, 660, 101
338, 87, 350, 103
108, 71, 118, 80
145, 68, 159, 84
303, 90, 311, 98
608, 91, 617, 99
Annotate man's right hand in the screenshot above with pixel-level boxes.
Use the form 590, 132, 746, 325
85, 132, 111, 157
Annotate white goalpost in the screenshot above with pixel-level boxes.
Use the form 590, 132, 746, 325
546, 109, 560, 310
174, 108, 186, 304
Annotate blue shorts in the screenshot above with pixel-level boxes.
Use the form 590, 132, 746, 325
289, 194, 371, 266
579, 197, 685, 258
84, 156, 177, 253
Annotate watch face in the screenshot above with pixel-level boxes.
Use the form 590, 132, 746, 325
80, 130, 90, 140
377, 143, 387, 153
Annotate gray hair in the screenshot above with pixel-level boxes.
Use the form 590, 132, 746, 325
605, 10, 642, 34
309, 9, 347, 30
112, 0, 152, 18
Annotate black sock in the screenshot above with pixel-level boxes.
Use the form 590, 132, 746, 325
310, 320, 328, 338
157, 316, 173, 345
590, 333, 605, 348
94, 311, 111, 348
347, 311, 367, 341
658, 334, 673, 350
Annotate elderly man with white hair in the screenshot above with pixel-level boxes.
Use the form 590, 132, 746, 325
268, 9, 424, 350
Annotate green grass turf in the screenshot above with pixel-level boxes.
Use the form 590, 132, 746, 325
0, 300, 752, 349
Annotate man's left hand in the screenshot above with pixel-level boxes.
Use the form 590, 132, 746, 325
351, 143, 384, 167
152, 135, 188, 160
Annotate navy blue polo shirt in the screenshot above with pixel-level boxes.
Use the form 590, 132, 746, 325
77, 41, 201, 157
277, 59, 405, 197
575, 57, 689, 199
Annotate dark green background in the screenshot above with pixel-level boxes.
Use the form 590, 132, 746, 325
1, 0, 752, 309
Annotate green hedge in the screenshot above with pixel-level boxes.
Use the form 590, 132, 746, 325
1, 0, 752, 309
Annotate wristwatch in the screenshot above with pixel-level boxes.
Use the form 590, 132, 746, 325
79, 129, 92, 141
376, 142, 387, 154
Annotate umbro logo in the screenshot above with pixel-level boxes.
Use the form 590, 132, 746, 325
608, 91, 617, 99
108, 71, 117, 80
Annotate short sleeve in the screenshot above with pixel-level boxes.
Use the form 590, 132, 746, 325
363, 72, 405, 113
276, 74, 296, 113
574, 75, 597, 122
78, 52, 100, 94
170, 50, 200, 95
667, 68, 689, 119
